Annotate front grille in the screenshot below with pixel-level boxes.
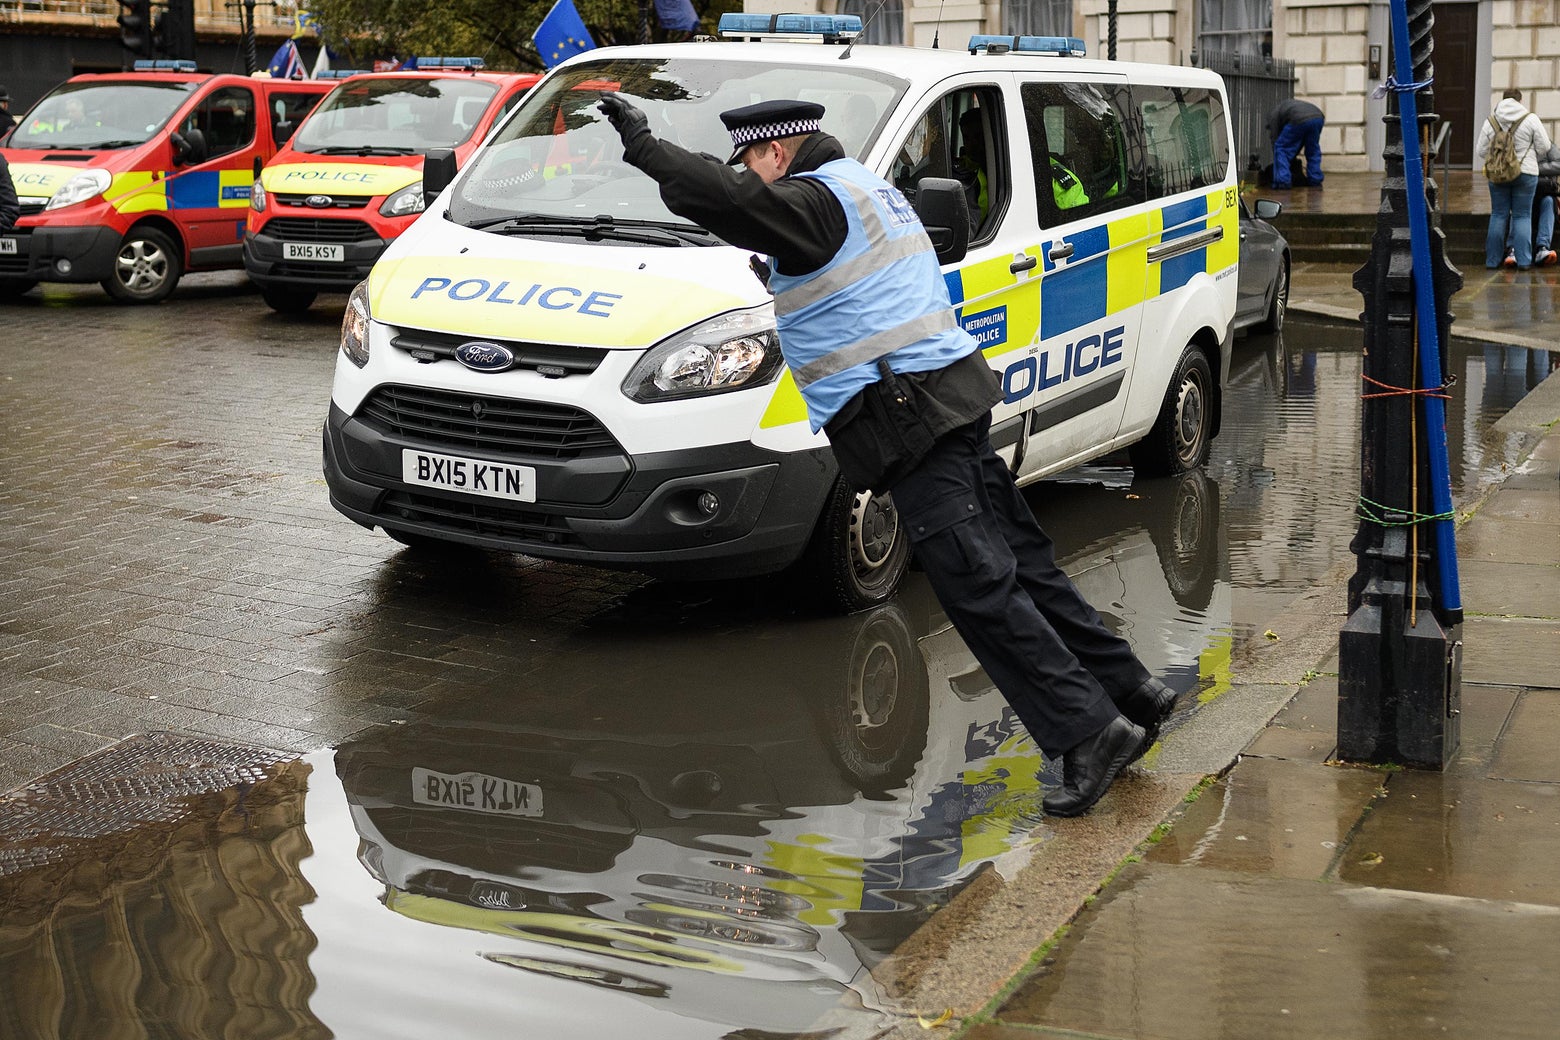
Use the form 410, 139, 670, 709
391, 329, 607, 377
18, 201, 46, 217
271, 260, 373, 279
382, 491, 578, 546
361, 385, 621, 459
274, 192, 371, 210
262, 217, 379, 242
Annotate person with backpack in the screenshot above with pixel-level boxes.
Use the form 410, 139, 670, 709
1476, 88, 1554, 269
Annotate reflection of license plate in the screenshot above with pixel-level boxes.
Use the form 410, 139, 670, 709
0, 238, 16, 255
412, 767, 543, 817
402, 448, 536, 503
283, 241, 342, 261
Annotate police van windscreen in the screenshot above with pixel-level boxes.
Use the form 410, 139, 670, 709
448, 57, 905, 232
291, 77, 501, 154
8, 82, 196, 151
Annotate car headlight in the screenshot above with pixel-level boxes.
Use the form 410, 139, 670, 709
340, 281, 372, 368
380, 183, 426, 217
43, 168, 112, 211
251, 180, 267, 212
622, 310, 784, 403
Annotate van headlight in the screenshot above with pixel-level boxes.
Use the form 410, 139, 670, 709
622, 310, 784, 403
340, 281, 372, 368
44, 168, 112, 210
251, 180, 267, 212
380, 184, 426, 217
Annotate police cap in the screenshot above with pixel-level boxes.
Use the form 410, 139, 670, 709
719, 99, 825, 164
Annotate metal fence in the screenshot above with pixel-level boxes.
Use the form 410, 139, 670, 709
1193, 49, 1297, 177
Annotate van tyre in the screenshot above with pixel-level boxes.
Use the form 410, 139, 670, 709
262, 286, 318, 314
0, 279, 37, 300
1129, 348, 1213, 477
102, 226, 181, 304
1257, 259, 1288, 333
799, 476, 911, 614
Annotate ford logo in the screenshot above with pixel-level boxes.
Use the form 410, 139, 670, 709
305, 194, 333, 208
454, 341, 515, 372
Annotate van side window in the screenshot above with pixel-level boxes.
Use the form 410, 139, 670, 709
184, 86, 256, 160
1132, 85, 1230, 198
892, 87, 1006, 242
270, 91, 321, 146
1021, 81, 1135, 227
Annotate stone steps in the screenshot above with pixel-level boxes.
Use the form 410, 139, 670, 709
1277, 211, 1490, 268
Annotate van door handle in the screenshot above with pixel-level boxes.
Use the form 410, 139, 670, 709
1047, 243, 1074, 262
1010, 255, 1038, 273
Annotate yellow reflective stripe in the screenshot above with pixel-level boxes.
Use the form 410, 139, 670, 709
758, 369, 809, 429
110, 172, 168, 213
1143, 205, 1164, 299
219, 169, 252, 209
1106, 211, 1150, 317
1205, 188, 1239, 274
958, 250, 1036, 359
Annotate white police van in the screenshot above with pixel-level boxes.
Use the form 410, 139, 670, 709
323, 16, 1239, 612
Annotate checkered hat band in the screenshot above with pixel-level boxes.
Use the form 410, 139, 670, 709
731, 118, 821, 148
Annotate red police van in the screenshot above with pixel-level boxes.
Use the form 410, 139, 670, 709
0, 61, 329, 303
242, 59, 541, 313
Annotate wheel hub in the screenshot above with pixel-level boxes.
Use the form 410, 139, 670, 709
849, 492, 898, 572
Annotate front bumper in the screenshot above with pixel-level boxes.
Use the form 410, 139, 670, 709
323, 400, 836, 579
244, 222, 389, 293
0, 224, 121, 283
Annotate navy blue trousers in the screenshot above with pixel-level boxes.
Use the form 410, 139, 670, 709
890, 414, 1149, 757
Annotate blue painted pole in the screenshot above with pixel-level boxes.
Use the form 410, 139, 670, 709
1386, 0, 1462, 616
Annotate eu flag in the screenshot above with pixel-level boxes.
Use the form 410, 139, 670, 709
533, 0, 596, 68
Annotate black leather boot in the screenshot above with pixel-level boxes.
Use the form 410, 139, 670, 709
1117, 677, 1177, 757
1042, 715, 1148, 818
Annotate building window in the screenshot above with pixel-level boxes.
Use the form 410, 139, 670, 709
1198, 0, 1272, 60
838, 0, 905, 45
1004, 0, 1073, 37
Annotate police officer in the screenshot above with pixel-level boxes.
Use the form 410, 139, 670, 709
0, 152, 18, 232
598, 93, 1176, 817
0, 85, 15, 139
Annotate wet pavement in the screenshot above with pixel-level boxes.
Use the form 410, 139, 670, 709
2, 270, 1558, 1038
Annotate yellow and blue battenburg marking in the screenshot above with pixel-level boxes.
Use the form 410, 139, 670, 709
107, 169, 253, 213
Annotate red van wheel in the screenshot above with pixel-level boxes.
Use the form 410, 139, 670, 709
102, 227, 182, 304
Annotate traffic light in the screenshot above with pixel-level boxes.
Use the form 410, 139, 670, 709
117, 0, 153, 58
154, 0, 197, 60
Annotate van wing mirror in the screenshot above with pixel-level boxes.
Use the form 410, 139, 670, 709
171, 128, 207, 166
1254, 198, 1283, 220
911, 177, 969, 265
274, 120, 295, 145
424, 148, 458, 207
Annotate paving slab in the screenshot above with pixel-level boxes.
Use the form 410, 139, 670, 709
982, 864, 1560, 1040
1145, 756, 1383, 880
1489, 689, 1560, 783
1458, 559, 1560, 618
1338, 771, 1560, 906
1459, 617, 1560, 688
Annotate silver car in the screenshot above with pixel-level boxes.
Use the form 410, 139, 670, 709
1234, 196, 1289, 335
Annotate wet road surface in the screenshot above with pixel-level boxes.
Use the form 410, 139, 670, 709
1, 280, 1555, 1038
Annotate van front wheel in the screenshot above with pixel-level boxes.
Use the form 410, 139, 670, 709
1129, 348, 1213, 476
798, 476, 910, 614
102, 227, 181, 304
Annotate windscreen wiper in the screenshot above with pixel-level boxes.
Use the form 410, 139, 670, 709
467, 213, 716, 246
308, 145, 417, 156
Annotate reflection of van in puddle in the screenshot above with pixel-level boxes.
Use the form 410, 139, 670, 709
322, 22, 1239, 613
329, 467, 1227, 1035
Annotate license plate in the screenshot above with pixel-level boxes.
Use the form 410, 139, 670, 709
0, 238, 16, 255
402, 449, 536, 503
283, 241, 342, 261
412, 767, 543, 817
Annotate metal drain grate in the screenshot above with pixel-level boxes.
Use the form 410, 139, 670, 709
0, 732, 296, 877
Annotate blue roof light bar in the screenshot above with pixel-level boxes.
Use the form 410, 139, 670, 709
967, 35, 1087, 57
717, 12, 863, 43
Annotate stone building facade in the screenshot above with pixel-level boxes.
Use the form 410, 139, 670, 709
766, 0, 1560, 172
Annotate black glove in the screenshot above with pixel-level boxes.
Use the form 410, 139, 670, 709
598, 92, 650, 147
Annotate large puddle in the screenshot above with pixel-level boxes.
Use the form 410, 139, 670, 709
1, 323, 1553, 1039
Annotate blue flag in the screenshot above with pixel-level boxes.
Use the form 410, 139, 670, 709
266, 39, 306, 80
533, 0, 596, 68
654, 0, 699, 32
